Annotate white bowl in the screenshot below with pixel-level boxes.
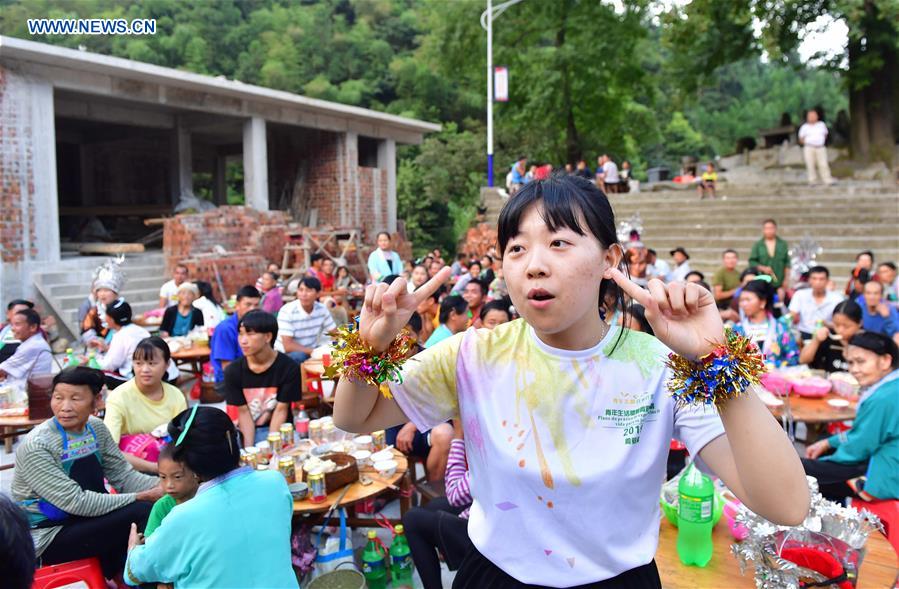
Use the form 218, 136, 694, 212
353, 435, 373, 450
370, 449, 394, 463
373, 459, 398, 477
350, 450, 372, 466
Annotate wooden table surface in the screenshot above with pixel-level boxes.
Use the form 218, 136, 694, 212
293, 450, 407, 514
170, 346, 211, 362
656, 516, 898, 588
0, 415, 48, 453
767, 392, 857, 424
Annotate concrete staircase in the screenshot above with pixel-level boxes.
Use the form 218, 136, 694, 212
481, 182, 898, 288
32, 251, 167, 340
611, 184, 898, 288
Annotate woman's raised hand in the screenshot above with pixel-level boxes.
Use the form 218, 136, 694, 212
360, 267, 452, 353
607, 269, 725, 360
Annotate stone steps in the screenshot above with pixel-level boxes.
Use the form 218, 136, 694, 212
32, 252, 167, 340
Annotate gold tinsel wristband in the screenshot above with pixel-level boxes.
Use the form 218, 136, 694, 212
665, 326, 766, 408
323, 321, 417, 399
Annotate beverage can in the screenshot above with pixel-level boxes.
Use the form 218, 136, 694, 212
308, 471, 327, 503
244, 447, 259, 468
372, 430, 386, 452
278, 456, 296, 484
309, 420, 322, 444
322, 422, 336, 443
267, 432, 283, 455
256, 441, 272, 463
280, 423, 294, 448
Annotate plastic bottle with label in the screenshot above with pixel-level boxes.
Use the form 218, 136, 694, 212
676, 462, 714, 567
64, 348, 79, 368
389, 524, 414, 587
362, 530, 387, 589
295, 404, 310, 439
87, 351, 102, 370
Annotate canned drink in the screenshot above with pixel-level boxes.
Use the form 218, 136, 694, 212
267, 432, 283, 455
309, 420, 323, 444
308, 471, 327, 503
278, 456, 296, 484
256, 441, 272, 463
372, 430, 386, 452
239, 449, 248, 466
245, 447, 260, 468
280, 423, 294, 448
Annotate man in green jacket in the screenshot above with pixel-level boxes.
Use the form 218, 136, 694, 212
748, 219, 790, 288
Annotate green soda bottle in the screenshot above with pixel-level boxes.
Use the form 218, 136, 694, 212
362, 530, 387, 589
676, 462, 714, 567
87, 351, 102, 370
389, 524, 414, 587
64, 348, 79, 368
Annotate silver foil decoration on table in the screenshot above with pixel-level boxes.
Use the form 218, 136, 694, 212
730, 476, 882, 588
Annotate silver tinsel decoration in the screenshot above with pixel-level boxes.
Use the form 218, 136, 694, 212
788, 236, 824, 283
731, 476, 882, 588
617, 213, 644, 246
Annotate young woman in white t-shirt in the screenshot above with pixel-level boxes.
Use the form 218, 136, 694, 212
334, 175, 809, 588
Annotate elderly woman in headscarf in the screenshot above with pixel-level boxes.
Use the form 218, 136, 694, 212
12, 367, 162, 582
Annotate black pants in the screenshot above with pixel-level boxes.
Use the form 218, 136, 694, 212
801, 457, 868, 502
452, 548, 661, 589
41, 501, 153, 578
403, 497, 472, 589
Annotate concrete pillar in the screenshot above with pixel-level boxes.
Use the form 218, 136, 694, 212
213, 154, 227, 205
345, 131, 358, 227
242, 116, 269, 211
0, 70, 60, 304
378, 138, 397, 233
175, 118, 192, 199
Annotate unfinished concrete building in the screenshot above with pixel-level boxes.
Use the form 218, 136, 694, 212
0, 36, 439, 334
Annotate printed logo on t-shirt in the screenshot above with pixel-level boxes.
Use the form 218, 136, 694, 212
243, 387, 278, 421
597, 391, 659, 446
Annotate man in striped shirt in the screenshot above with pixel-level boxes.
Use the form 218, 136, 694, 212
275, 277, 336, 363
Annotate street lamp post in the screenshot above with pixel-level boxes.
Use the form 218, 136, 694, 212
481, 0, 525, 188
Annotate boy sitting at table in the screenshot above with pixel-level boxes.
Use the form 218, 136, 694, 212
802, 332, 899, 502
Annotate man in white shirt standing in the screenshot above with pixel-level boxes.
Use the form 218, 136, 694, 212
596, 155, 621, 193
798, 109, 834, 186
275, 276, 337, 364
788, 265, 844, 341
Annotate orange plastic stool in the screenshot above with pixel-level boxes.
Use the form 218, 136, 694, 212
850, 498, 899, 556
32, 557, 106, 589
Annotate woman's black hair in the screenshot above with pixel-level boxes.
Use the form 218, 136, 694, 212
133, 336, 172, 364
626, 304, 654, 336
167, 406, 240, 480
479, 299, 512, 322
407, 311, 423, 334
847, 332, 899, 369
381, 274, 402, 285
496, 174, 629, 351
105, 298, 132, 326
439, 295, 468, 324
377, 231, 392, 240
740, 267, 760, 281
195, 281, 220, 306
832, 299, 863, 324
741, 279, 777, 316
52, 366, 105, 397
238, 309, 278, 347
0, 493, 35, 589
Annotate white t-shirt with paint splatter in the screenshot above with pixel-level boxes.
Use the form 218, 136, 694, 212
389, 319, 725, 586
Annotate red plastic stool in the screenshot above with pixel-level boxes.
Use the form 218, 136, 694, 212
850, 498, 899, 556
32, 557, 106, 589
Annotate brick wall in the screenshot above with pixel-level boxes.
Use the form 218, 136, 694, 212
0, 65, 38, 265
163, 206, 289, 296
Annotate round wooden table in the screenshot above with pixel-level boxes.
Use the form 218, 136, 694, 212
767, 393, 857, 424
0, 415, 48, 453
170, 345, 210, 380
293, 450, 408, 514
656, 516, 898, 588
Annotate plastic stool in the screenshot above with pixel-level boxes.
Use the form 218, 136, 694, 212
32, 557, 106, 589
850, 498, 899, 557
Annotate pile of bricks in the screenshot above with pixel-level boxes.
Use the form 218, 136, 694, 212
163, 207, 290, 297
460, 223, 498, 259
